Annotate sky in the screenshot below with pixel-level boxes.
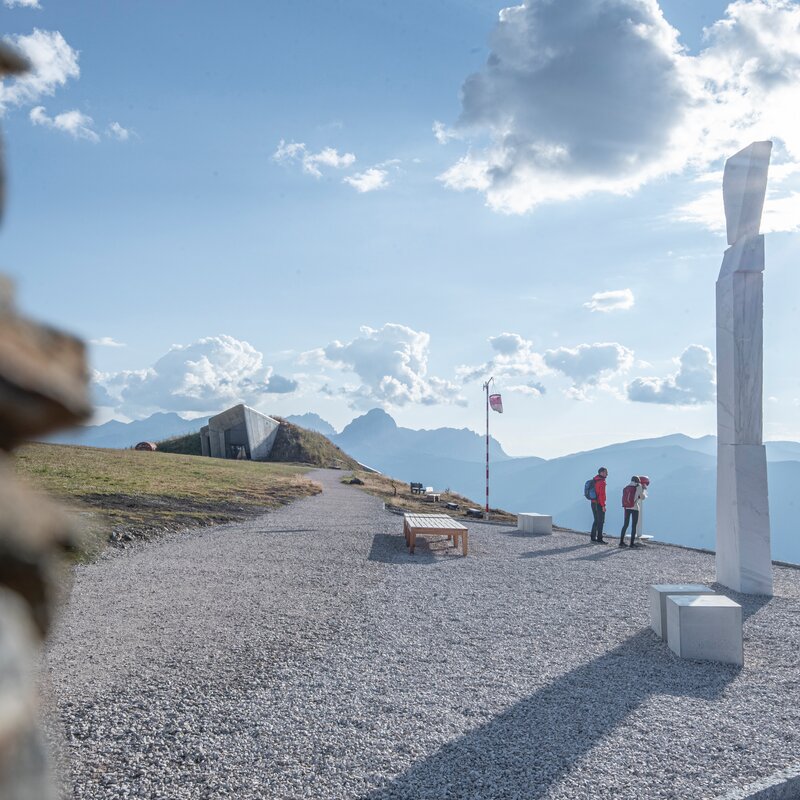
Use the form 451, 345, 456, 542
1, 0, 799, 458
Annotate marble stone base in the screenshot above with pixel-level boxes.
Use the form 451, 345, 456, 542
649, 584, 716, 639
517, 513, 552, 535
666, 594, 743, 666
716, 443, 773, 596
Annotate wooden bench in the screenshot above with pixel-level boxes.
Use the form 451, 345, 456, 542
424, 490, 441, 502
466, 508, 483, 519
410, 482, 425, 495
403, 513, 468, 556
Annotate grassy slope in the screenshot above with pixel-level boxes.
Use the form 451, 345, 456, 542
156, 419, 359, 470
347, 469, 517, 524
14, 443, 320, 549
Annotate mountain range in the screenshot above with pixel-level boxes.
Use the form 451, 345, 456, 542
43, 408, 800, 564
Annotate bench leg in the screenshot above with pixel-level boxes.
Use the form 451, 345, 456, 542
452, 531, 459, 548
461, 531, 468, 556
410, 530, 416, 555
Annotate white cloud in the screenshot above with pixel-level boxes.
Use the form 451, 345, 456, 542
627, 344, 715, 405
438, 0, 800, 215
676, 185, 800, 235
90, 337, 126, 348
457, 331, 548, 383
0, 29, 79, 111
30, 105, 99, 141
543, 342, 634, 386
432, 120, 460, 144
320, 323, 465, 408
584, 289, 635, 313
4, 0, 41, 7
107, 121, 130, 141
265, 374, 298, 394
343, 167, 389, 193
273, 139, 356, 178
96, 335, 296, 417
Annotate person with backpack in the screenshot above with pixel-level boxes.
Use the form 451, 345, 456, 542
584, 467, 608, 543
619, 476, 645, 547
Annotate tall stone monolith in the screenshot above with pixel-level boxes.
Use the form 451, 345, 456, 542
715, 140, 773, 596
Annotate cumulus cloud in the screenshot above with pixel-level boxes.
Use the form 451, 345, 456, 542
90, 336, 126, 348
457, 331, 548, 383
107, 121, 130, 141
30, 105, 99, 141
265, 374, 298, 394
584, 289, 635, 313
343, 167, 389, 193
320, 323, 465, 408
438, 0, 800, 216
543, 343, 634, 385
96, 335, 295, 416
4, 0, 41, 7
0, 29, 79, 111
627, 344, 715, 405
273, 139, 356, 178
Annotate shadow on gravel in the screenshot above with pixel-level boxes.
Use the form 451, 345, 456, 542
520, 543, 586, 559
367, 533, 443, 565
570, 547, 625, 562
365, 629, 739, 800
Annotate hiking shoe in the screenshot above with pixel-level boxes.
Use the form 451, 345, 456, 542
596, 539, 608, 544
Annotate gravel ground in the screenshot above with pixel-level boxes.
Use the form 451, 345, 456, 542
42, 469, 800, 800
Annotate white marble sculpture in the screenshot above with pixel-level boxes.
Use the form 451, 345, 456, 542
715, 141, 773, 596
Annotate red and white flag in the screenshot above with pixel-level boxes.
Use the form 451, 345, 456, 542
489, 393, 503, 413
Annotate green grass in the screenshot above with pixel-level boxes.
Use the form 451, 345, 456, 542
14, 443, 321, 553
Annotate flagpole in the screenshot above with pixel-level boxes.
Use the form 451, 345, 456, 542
483, 377, 493, 517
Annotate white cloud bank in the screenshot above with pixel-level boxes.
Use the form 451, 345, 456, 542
0, 29, 78, 112
30, 105, 98, 141
343, 167, 389, 193
95, 335, 298, 416
4, 0, 42, 7
627, 344, 715, 405
584, 289, 635, 313
312, 323, 465, 409
273, 140, 356, 178
439, 0, 800, 221
458, 333, 633, 398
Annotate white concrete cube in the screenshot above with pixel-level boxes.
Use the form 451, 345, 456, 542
666, 594, 743, 666
517, 513, 553, 535
649, 584, 716, 639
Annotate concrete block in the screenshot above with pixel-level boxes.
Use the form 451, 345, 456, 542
649, 584, 716, 639
517, 513, 552, 535
666, 594, 743, 666
716, 443, 773, 595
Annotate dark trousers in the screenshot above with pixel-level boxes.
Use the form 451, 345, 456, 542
620, 509, 640, 544
590, 502, 605, 540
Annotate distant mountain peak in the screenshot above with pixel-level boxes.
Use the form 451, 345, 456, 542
341, 408, 398, 437
284, 413, 337, 437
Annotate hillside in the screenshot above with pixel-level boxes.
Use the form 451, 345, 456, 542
154, 419, 360, 469
268, 418, 359, 469
13, 443, 320, 552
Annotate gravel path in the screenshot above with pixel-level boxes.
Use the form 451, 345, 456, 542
43, 470, 800, 800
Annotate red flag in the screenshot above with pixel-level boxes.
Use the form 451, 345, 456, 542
489, 393, 503, 413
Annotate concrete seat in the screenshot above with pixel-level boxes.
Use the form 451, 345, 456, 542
517, 513, 552, 535
649, 584, 716, 639
666, 594, 743, 666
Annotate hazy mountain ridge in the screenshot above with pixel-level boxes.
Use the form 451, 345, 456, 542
44, 408, 799, 563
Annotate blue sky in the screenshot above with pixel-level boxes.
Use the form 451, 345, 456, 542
2, 0, 799, 458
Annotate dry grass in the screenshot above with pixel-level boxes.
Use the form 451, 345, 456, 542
14, 442, 320, 553
345, 470, 517, 524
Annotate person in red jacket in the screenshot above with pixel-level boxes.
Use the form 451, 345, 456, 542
590, 467, 608, 544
